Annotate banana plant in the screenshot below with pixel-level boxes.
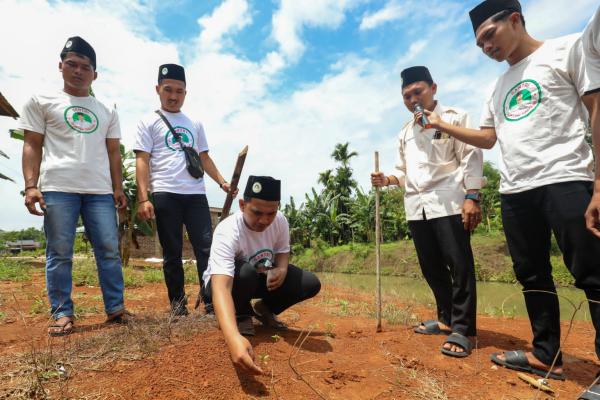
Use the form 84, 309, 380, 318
0, 148, 15, 182
118, 144, 154, 267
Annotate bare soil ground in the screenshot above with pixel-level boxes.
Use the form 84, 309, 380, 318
0, 266, 598, 399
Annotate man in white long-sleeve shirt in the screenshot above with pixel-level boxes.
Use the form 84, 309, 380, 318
371, 66, 484, 358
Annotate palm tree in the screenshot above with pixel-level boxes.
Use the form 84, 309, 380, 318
331, 142, 358, 168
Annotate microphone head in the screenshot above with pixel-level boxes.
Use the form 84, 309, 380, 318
413, 103, 424, 113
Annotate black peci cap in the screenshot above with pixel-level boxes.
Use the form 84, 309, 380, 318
401, 66, 433, 88
469, 0, 522, 34
158, 63, 186, 84
244, 176, 281, 201
60, 36, 96, 69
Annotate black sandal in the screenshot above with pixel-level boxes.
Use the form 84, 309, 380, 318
441, 333, 472, 358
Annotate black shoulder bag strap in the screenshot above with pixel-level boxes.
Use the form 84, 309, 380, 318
155, 109, 204, 179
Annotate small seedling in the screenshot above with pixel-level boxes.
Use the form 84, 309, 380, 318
325, 322, 336, 338
258, 353, 270, 365
271, 334, 281, 342
30, 297, 46, 315
339, 299, 349, 315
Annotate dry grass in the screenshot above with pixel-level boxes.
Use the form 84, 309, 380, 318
380, 345, 450, 400
0, 312, 216, 400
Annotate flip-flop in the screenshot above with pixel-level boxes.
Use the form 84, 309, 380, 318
490, 350, 565, 381
441, 333, 472, 358
579, 384, 600, 400
414, 320, 450, 335
48, 319, 74, 337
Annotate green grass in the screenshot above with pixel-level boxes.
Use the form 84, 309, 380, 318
143, 268, 164, 283
0, 259, 32, 282
123, 268, 144, 288
291, 234, 577, 286
74, 304, 99, 318
29, 297, 46, 315
72, 259, 99, 287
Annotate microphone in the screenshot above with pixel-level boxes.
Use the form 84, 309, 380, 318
413, 103, 432, 129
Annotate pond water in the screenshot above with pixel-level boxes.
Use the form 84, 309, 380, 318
317, 272, 591, 321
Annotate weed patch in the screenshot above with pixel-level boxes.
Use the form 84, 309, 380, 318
0, 259, 32, 282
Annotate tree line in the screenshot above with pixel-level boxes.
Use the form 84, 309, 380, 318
283, 142, 503, 251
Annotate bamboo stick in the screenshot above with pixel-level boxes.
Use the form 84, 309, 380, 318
374, 151, 382, 332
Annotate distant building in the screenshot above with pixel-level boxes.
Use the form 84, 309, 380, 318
6, 240, 41, 254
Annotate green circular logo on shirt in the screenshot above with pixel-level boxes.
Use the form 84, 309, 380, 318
248, 249, 274, 269
503, 79, 542, 121
164, 126, 195, 151
63, 106, 99, 134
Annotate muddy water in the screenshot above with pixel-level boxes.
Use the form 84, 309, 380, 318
318, 272, 591, 321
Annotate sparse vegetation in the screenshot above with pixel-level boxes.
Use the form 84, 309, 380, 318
0, 259, 32, 282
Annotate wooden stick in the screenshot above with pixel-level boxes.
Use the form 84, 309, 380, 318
517, 373, 554, 394
374, 151, 382, 332
220, 145, 248, 222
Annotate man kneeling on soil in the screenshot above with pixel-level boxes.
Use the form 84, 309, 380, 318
203, 176, 321, 374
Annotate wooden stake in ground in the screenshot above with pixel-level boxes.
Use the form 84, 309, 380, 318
195, 145, 248, 310
374, 151, 382, 332
219, 145, 249, 222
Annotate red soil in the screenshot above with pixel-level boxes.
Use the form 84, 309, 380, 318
1, 271, 598, 399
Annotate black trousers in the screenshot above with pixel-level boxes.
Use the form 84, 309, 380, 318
153, 192, 212, 308
501, 181, 600, 366
408, 214, 477, 337
204, 262, 321, 317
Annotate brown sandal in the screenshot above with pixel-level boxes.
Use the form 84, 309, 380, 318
48, 318, 74, 337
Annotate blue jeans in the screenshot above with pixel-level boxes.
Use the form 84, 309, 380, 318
43, 192, 125, 319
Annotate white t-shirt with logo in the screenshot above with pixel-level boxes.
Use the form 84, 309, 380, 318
583, 6, 600, 93
134, 110, 209, 194
18, 91, 121, 194
480, 34, 594, 194
202, 211, 290, 285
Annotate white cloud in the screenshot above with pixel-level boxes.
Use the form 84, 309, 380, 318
524, 0, 597, 38
0, 0, 177, 230
394, 39, 428, 67
197, 0, 251, 52
359, 1, 405, 31
1, 0, 597, 231
271, 0, 363, 64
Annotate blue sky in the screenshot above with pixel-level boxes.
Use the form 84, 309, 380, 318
0, 0, 596, 230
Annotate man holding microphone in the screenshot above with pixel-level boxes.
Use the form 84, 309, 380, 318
372, 66, 484, 357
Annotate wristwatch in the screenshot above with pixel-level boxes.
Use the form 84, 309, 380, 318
465, 192, 481, 202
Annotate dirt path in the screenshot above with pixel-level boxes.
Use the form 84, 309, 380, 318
1, 273, 598, 399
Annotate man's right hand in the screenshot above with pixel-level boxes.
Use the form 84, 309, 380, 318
421, 109, 443, 130
228, 334, 264, 375
24, 188, 45, 216
137, 201, 155, 220
371, 172, 388, 187
585, 191, 600, 239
